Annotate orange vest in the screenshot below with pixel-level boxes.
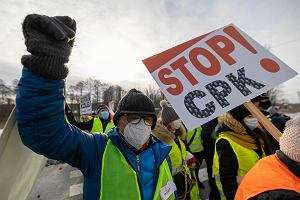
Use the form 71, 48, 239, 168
235, 154, 300, 200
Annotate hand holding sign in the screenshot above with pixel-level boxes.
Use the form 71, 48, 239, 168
143, 24, 297, 131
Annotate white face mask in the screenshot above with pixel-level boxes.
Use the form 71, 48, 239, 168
244, 117, 258, 130
123, 120, 152, 150
170, 119, 182, 130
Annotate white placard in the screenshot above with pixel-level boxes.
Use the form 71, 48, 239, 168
80, 93, 92, 115
143, 24, 297, 130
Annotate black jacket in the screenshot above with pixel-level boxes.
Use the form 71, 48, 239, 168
65, 104, 110, 132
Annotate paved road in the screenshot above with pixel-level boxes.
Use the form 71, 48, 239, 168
27, 160, 210, 200
27, 161, 83, 200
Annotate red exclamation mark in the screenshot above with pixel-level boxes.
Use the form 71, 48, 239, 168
223, 25, 280, 73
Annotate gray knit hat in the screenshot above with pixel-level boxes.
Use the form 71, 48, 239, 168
280, 115, 300, 162
160, 100, 179, 125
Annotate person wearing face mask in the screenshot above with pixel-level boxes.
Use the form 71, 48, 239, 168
159, 100, 193, 200
213, 104, 267, 200
235, 116, 300, 200
16, 14, 176, 200
65, 103, 115, 134
186, 126, 207, 191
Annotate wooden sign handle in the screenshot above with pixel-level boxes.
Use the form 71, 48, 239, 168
243, 101, 281, 142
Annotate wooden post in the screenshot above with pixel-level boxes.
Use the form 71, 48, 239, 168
243, 101, 281, 142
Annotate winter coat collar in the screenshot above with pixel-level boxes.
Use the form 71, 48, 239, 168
277, 150, 300, 179
217, 112, 248, 135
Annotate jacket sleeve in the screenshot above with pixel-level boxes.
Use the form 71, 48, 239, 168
16, 67, 107, 175
65, 104, 94, 132
216, 138, 239, 200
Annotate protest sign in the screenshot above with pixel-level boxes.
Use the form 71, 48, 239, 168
80, 93, 92, 115
143, 24, 297, 130
0, 108, 46, 200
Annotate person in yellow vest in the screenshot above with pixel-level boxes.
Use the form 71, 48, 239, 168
160, 100, 193, 200
213, 104, 267, 200
186, 126, 206, 190
17, 14, 176, 200
186, 151, 201, 200
79, 114, 93, 122
65, 103, 115, 133
235, 116, 300, 200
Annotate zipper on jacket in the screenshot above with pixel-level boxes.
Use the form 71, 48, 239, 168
136, 154, 140, 172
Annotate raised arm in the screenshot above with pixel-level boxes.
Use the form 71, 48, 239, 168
16, 14, 107, 174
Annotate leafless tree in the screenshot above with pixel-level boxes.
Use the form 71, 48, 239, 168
93, 80, 101, 104
144, 84, 163, 108
12, 79, 19, 94
76, 81, 85, 96
92, 80, 108, 104
103, 85, 124, 111
0, 79, 14, 104
267, 86, 287, 104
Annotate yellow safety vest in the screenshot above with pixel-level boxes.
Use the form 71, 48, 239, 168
90, 118, 115, 134
169, 137, 189, 175
187, 127, 204, 153
100, 140, 175, 200
213, 133, 264, 200
65, 116, 70, 124
79, 115, 93, 122
188, 168, 201, 200
170, 138, 200, 199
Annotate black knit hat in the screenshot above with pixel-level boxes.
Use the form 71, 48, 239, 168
96, 104, 109, 114
251, 93, 269, 103
251, 93, 271, 110
229, 104, 251, 123
160, 100, 179, 125
113, 89, 157, 129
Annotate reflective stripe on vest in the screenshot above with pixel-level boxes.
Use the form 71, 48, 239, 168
213, 133, 263, 199
100, 140, 175, 200
65, 116, 70, 124
90, 118, 115, 134
189, 168, 201, 200
187, 127, 204, 153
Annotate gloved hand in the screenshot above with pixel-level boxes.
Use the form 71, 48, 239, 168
21, 14, 76, 80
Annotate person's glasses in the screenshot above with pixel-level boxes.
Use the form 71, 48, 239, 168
125, 115, 154, 126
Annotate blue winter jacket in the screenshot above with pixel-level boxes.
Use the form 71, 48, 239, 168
16, 68, 172, 200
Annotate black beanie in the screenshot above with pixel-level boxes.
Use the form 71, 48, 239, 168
251, 93, 271, 110
160, 100, 179, 125
113, 89, 157, 129
251, 93, 269, 103
97, 104, 109, 113
229, 104, 251, 123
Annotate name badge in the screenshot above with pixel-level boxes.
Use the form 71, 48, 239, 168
160, 180, 177, 200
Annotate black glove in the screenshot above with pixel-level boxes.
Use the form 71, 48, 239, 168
21, 14, 76, 80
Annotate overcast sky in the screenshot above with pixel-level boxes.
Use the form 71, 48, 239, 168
0, 0, 299, 103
